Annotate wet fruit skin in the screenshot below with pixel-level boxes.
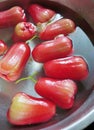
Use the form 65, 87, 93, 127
38, 18, 76, 40
43, 56, 89, 80
28, 3, 56, 24
7, 92, 56, 125
0, 40, 8, 55
0, 3, 88, 127
35, 77, 77, 109
12, 22, 36, 42
32, 35, 73, 63
0, 42, 30, 82
0, 6, 26, 28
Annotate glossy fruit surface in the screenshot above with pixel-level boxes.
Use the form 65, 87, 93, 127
7, 92, 56, 125
44, 56, 89, 80
0, 40, 8, 55
38, 18, 76, 40
35, 77, 77, 109
32, 35, 73, 63
12, 22, 36, 42
0, 6, 26, 28
28, 3, 55, 24
0, 42, 30, 81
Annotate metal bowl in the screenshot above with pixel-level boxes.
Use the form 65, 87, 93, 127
0, 0, 94, 130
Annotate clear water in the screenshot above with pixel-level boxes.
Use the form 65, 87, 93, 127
0, 1, 94, 130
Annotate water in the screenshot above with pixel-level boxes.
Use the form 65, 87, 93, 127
0, 2, 94, 130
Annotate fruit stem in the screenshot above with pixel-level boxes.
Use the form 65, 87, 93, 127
15, 72, 37, 84
26, 35, 38, 44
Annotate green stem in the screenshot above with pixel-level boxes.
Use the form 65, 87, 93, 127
26, 35, 38, 44
47, 14, 56, 24
15, 72, 37, 84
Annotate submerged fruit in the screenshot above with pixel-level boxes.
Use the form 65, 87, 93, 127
7, 92, 56, 125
